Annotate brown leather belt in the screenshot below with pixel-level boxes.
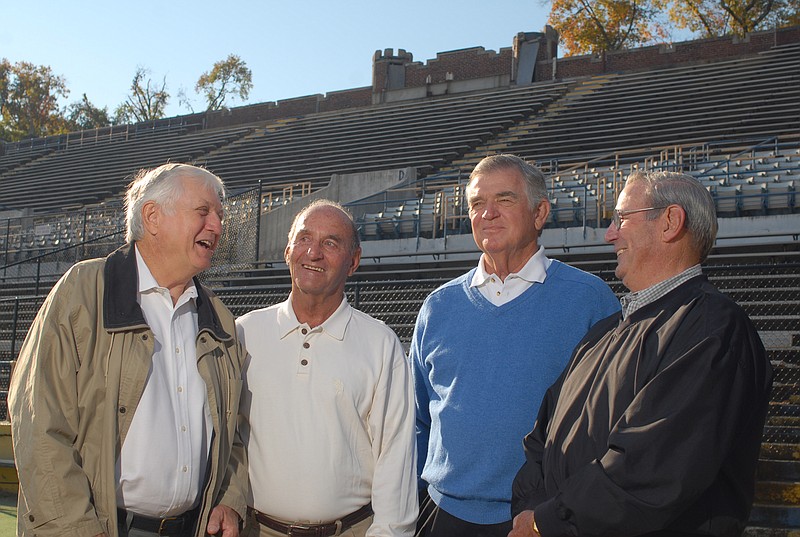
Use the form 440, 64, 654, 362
250, 503, 372, 536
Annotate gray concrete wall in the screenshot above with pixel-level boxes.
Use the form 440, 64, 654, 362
259, 167, 417, 260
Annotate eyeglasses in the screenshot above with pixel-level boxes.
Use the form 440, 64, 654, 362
612, 207, 667, 229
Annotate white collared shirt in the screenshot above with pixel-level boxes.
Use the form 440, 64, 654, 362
116, 247, 212, 517
471, 245, 552, 306
236, 296, 417, 536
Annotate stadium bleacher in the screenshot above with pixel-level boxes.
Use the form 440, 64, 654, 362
1, 25, 799, 533
0, 124, 253, 211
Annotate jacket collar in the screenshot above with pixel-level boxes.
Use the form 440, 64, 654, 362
102, 243, 231, 341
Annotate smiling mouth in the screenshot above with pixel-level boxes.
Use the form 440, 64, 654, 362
197, 239, 215, 250
303, 264, 324, 272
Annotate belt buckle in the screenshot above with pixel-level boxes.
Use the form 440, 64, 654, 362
159, 516, 180, 535
287, 523, 312, 537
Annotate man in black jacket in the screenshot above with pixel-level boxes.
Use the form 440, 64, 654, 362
510, 170, 773, 537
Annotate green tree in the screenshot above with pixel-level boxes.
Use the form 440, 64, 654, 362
658, 0, 731, 36
0, 60, 70, 141
658, 0, 781, 36
195, 54, 253, 111
548, 0, 665, 54
115, 67, 169, 123
0, 59, 10, 141
67, 93, 112, 130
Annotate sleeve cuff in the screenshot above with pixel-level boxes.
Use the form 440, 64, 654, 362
534, 497, 577, 537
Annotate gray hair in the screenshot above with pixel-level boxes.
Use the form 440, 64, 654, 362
626, 170, 718, 261
288, 199, 361, 254
124, 163, 225, 243
467, 154, 548, 208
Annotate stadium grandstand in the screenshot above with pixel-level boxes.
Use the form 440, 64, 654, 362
1, 24, 799, 532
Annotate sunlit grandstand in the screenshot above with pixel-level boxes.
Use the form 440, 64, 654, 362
1, 25, 799, 532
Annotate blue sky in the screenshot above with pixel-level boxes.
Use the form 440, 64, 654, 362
3, 1, 553, 118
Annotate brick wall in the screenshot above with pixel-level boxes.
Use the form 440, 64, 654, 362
205, 87, 372, 129
206, 25, 799, 128
539, 25, 800, 81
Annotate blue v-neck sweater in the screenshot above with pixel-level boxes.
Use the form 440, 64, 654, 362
409, 260, 621, 524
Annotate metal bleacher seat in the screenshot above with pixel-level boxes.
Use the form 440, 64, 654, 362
550, 189, 578, 225
714, 185, 740, 215
766, 180, 796, 213
378, 206, 402, 239
739, 183, 767, 215
358, 213, 382, 241
397, 200, 420, 237
418, 194, 437, 238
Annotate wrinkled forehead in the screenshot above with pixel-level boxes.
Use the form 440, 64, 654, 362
616, 180, 648, 208
179, 177, 223, 204
293, 205, 351, 236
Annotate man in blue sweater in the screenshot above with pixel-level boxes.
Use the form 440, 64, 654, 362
409, 154, 620, 537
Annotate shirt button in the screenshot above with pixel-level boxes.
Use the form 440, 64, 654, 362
496, 291, 501, 296
301, 359, 308, 366
181, 425, 187, 432
301, 328, 308, 335
177, 386, 183, 393
182, 466, 188, 473
175, 347, 181, 354
303, 342, 310, 349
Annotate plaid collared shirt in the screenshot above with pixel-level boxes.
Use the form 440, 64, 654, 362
620, 264, 703, 320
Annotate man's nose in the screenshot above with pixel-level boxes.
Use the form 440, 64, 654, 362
482, 201, 499, 219
306, 241, 323, 258
604, 221, 618, 243
207, 212, 223, 234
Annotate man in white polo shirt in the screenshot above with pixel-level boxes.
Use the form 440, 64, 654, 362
237, 199, 417, 537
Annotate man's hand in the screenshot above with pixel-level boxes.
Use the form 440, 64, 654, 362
508, 510, 540, 537
206, 504, 241, 537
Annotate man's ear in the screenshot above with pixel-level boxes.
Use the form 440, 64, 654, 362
348, 247, 362, 276
533, 199, 551, 231
662, 205, 686, 243
141, 200, 160, 236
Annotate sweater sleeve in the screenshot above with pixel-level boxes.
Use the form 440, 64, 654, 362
533, 303, 770, 537
408, 301, 432, 490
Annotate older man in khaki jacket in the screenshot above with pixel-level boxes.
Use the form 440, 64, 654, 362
9, 163, 247, 537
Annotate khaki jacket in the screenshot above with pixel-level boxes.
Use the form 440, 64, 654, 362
8, 244, 248, 537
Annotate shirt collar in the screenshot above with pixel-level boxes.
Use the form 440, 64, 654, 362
620, 264, 703, 319
277, 295, 352, 341
471, 245, 551, 288
135, 245, 197, 301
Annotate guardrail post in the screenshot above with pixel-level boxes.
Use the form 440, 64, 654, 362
10, 298, 19, 362
255, 180, 262, 263
35, 258, 42, 296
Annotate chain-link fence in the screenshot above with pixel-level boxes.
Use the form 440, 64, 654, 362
209, 259, 799, 449
1, 216, 797, 449
0, 185, 262, 419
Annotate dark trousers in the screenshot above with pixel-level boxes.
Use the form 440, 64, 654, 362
416, 493, 512, 537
